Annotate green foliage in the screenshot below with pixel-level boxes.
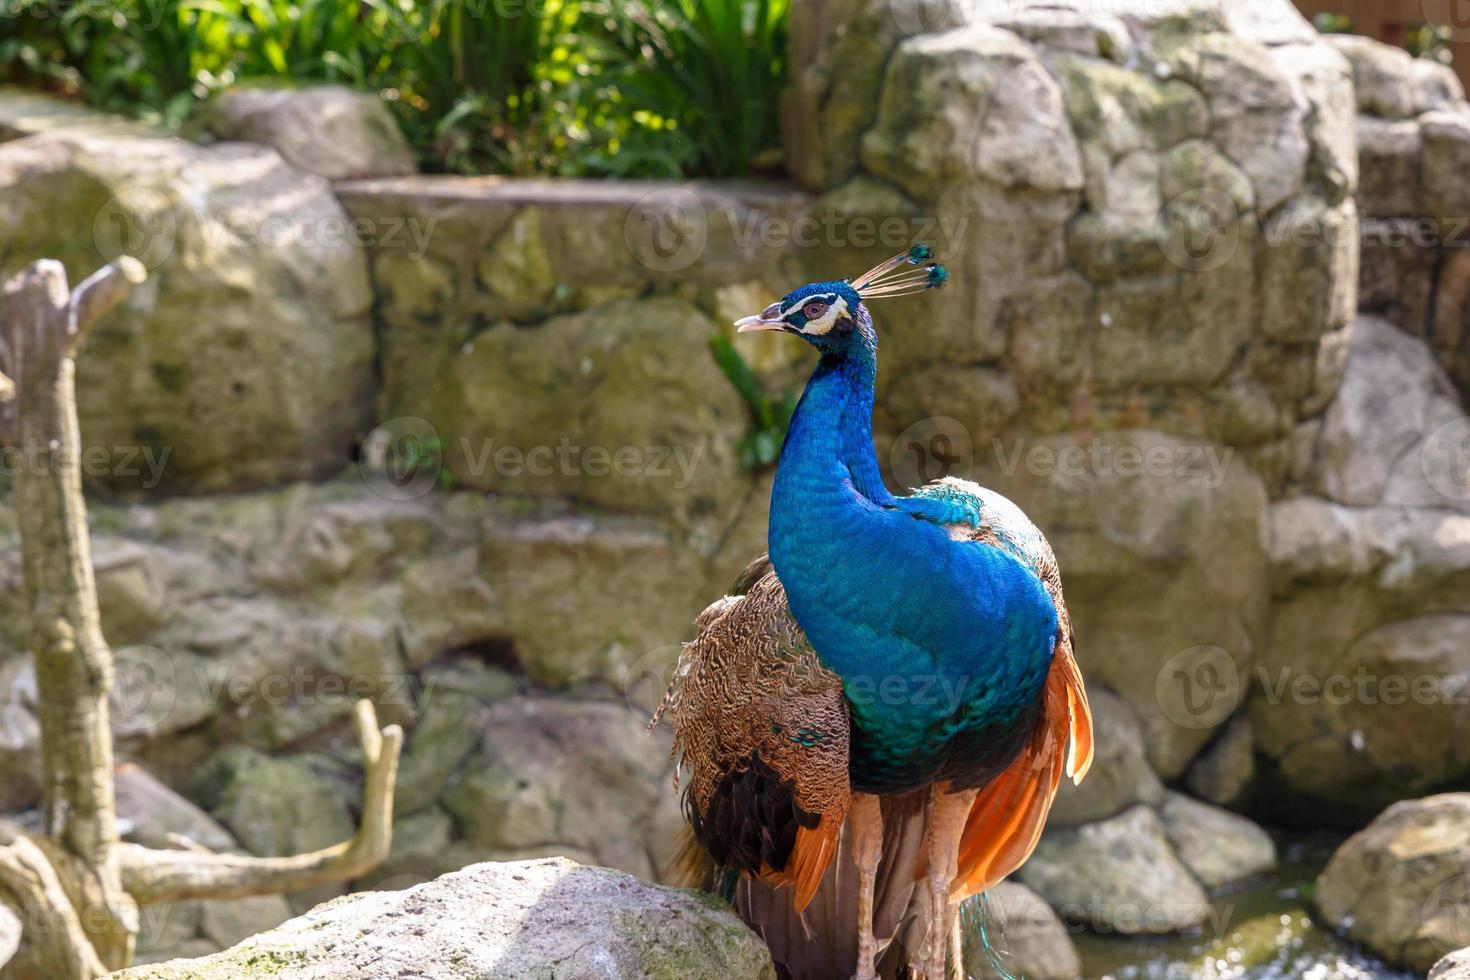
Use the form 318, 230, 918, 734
1405, 23, 1454, 65
0, 0, 790, 178
709, 334, 797, 470
585, 0, 788, 177
1311, 12, 1354, 35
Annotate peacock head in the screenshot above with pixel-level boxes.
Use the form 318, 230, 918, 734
733, 245, 947, 357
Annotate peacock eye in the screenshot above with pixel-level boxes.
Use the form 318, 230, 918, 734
803, 301, 829, 319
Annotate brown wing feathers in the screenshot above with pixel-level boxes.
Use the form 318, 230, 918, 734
655, 568, 850, 910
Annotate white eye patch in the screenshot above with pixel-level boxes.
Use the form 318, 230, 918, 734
780, 294, 848, 336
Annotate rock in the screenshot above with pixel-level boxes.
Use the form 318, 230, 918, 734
114, 763, 237, 853
1159, 139, 1255, 212
251, 496, 437, 593
392, 691, 491, 816
883, 364, 1020, 456
382, 297, 750, 533
395, 547, 505, 671
1423, 109, 1470, 223
1274, 41, 1357, 200
862, 23, 1083, 199
188, 747, 359, 911
1430, 250, 1470, 399
0, 656, 41, 811
1413, 60, 1465, 114
0, 89, 151, 141
1317, 794, 1470, 973
1326, 35, 1418, 119
1049, 688, 1163, 826
1170, 32, 1309, 211
441, 698, 684, 883
1185, 714, 1255, 807
1313, 316, 1463, 506
977, 431, 1269, 778
94, 542, 168, 646
476, 206, 556, 321
1158, 791, 1276, 888
966, 881, 1081, 980
478, 507, 712, 688
1020, 804, 1209, 934
990, 8, 1132, 62
1254, 614, 1470, 821
1259, 196, 1358, 341
1356, 117, 1424, 217
197, 894, 294, 951
0, 128, 375, 493
1433, 948, 1470, 980
197, 84, 416, 179
1359, 217, 1438, 341
1053, 55, 1209, 161
113, 858, 778, 980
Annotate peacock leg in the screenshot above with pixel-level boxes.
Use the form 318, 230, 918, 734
849, 792, 884, 980
947, 911, 964, 980
920, 784, 978, 980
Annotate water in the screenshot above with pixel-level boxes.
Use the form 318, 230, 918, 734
1069, 835, 1417, 980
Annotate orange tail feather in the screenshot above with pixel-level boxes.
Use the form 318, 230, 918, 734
952, 645, 1093, 899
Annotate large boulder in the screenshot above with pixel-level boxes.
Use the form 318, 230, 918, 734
967, 881, 1081, 980
1317, 794, 1470, 974
1339, 33, 1470, 397
977, 431, 1269, 778
1020, 804, 1210, 934
0, 115, 375, 493
439, 698, 684, 884
113, 858, 778, 980
196, 84, 417, 180
1434, 948, 1470, 980
1254, 319, 1470, 820
1048, 687, 1163, 825
479, 505, 715, 687
1157, 791, 1276, 889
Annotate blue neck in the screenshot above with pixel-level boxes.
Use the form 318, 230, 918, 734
772, 349, 895, 515
768, 345, 900, 675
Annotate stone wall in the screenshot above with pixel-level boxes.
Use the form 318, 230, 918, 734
0, 2, 1469, 964
1339, 32, 1470, 399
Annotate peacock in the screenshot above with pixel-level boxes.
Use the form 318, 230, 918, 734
651, 246, 1094, 980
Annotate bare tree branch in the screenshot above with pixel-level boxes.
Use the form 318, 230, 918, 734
3, 257, 400, 973
68, 256, 145, 348
0, 835, 109, 980
0, 897, 21, 971
117, 700, 403, 905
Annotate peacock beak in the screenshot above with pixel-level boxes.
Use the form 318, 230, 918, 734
735, 303, 787, 333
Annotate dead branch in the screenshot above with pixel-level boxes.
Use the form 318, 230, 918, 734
0, 835, 108, 980
118, 700, 402, 905
68, 257, 145, 346
0, 895, 21, 971
3, 256, 402, 975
